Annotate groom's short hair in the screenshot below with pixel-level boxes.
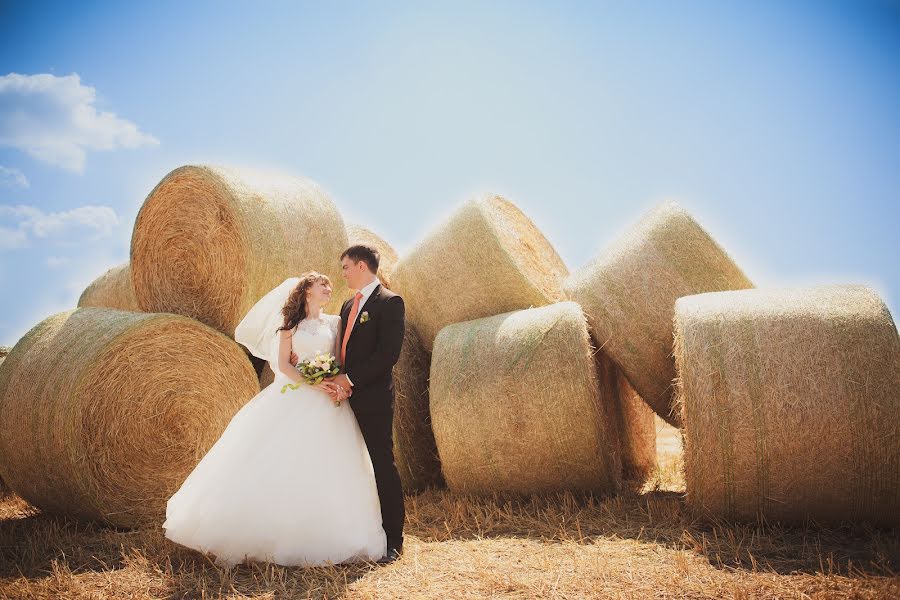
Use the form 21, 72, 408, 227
341, 244, 380, 273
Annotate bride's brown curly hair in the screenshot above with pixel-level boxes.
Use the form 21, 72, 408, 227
278, 272, 333, 332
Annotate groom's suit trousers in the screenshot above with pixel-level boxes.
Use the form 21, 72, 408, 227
355, 408, 405, 547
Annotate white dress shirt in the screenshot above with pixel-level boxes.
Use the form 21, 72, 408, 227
345, 277, 380, 387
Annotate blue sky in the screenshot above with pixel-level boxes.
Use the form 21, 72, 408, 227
1, 0, 898, 346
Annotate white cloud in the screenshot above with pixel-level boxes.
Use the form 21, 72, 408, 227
0, 165, 29, 188
0, 224, 27, 249
0, 203, 119, 248
0, 73, 159, 173
46, 256, 72, 268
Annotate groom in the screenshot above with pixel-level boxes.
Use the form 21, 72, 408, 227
329, 244, 406, 564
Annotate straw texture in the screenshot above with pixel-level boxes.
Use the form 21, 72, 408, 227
0, 308, 259, 527
613, 365, 658, 481
564, 200, 753, 426
78, 262, 141, 312
131, 165, 349, 337
674, 285, 900, 525
393, 324, 443, 492
390, 194, 569, 351
430, 302, 621, 494
0, 347, 6, 496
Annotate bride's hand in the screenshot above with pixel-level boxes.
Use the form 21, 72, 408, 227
313, 381, 340, 400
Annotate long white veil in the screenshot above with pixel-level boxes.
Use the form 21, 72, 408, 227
234, 277, 300, 377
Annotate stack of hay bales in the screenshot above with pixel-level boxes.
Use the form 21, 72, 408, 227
131, 165, 349, 338
674, 285, 900, 526
78, 263, 141, 312
346, 223, 399, 288
389, 194, 570, 352
392, 324, 442, 491
0, 308, 259, 526
564, 200, 753, 426
430, 302, 628, 494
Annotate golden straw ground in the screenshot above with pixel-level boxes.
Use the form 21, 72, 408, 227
78, 262, 141, 312
2, 472, 896, 598
131, 165, 349, 337
430, 302, 622, 494
674, 284, 900, 525
0, 308, 259, 527
565, 200, 753, 426
390, 194, 569, 351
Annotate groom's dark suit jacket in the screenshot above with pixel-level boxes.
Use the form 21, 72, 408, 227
340, 283, 407, 547
340, 284, 405, 414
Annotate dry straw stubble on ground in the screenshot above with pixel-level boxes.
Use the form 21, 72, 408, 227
131, 165, 349, 338
564, 200, 754, 427
389, 194, 570, 352
674, 284, 900, 526
0, 308, 260, 527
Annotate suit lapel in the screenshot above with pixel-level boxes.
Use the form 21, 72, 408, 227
346, 284, 381, 354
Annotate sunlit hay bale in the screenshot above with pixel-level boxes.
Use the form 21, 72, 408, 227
0, 308, 260, 527
77, 262, 141, 312
430, 302, 621, 494
346, 223, 398, 289
131, 165, 349, 337
389, 194, 569, 352
392, 324, 443, 492
674, 285, 900, 526
564, 200, 753, 426
614, 368, 657, 481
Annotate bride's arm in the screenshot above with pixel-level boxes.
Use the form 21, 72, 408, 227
332, 316, 350, 401
277, 329, 303, 384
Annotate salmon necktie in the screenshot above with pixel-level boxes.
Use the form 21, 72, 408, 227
340, 292, 364, 366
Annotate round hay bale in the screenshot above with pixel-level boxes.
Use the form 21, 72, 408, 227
595, 351, 656, 483
430, 302, 621, 494
77, 262, 141, 312
346, 223, 398, 288
392, 324, 443, 492
564, 200, 753, 426
390, 194, 569, 352
674, 285, 900, 526
0, 308, 259, 527
131, 165, 349, 337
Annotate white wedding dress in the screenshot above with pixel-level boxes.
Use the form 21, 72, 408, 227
162, 313, 387, 568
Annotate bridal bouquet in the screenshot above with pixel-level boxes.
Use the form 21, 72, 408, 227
280, 352, 342, 402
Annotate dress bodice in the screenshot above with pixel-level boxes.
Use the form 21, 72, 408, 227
290, 314, 340, 363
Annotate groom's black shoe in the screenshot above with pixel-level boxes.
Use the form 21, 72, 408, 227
376, 546, 402, 565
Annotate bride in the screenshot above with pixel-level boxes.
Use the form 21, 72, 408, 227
162, 272, 387, 568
